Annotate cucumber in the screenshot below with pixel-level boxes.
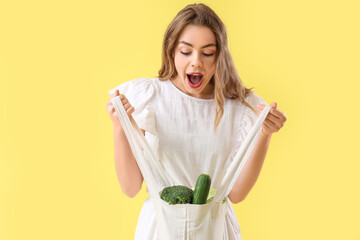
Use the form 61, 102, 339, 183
192, 174, 211, 204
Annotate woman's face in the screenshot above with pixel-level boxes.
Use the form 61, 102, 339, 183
171, 24, 217, 99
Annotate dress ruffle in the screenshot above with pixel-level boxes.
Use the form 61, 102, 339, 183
108, 77, 157, 136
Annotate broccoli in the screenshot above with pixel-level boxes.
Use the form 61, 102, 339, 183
160, 185, 194, 205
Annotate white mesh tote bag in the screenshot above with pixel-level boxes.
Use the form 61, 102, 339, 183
111, 96, 271, 240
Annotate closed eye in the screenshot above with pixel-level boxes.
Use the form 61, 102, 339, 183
180, 52, 214, 57
203, 53, 214, 57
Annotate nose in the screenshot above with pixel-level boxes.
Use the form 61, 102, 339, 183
191, 52, 202, 68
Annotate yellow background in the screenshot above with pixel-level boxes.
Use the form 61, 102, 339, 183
1, 0, 359, 239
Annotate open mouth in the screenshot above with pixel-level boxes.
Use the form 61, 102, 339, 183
187, 73, 204, 88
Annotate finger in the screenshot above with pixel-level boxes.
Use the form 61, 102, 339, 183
276, 110, 287, 123
262, 121, 272, 132
269, 108, 286, 121
121, 98, 128, 105
111, 89, 119, 97
278, 112, 287, 123
266, 114, 283, 128
106, 100, 114, 109
264, 118, 279, 131
123, 102, 132, 110
111, 91, 126, 100
270, 102, 277, 109
127, 106, 135, 116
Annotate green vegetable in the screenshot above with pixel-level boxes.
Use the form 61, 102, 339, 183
160, 185, 193, 205
192, 174, 211, 204
206, 187, 227, 204
206, 187, 217, 203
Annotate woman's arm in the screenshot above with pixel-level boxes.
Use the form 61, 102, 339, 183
228, 102, 287, 203
107, 90, 146, 198
228, 131, 272, 204
113, 124, 145, 198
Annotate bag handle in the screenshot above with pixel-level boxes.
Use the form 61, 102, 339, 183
213, 105, 272, 203
112, 94, 271, 202
111, 96, 169, 197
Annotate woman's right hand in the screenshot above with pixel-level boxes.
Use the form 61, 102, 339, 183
106, 89, 135, 127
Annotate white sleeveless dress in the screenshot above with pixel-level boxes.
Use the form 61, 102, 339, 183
108, 77, 268, 240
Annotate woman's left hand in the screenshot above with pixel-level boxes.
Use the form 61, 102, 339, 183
256, 102, 287, 137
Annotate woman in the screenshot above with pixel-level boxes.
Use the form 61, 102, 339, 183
106, 3, 287, 239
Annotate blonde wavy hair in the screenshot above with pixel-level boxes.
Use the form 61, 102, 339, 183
157, 3, 257, 133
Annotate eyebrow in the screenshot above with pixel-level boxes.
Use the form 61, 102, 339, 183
179, 40, 216, 49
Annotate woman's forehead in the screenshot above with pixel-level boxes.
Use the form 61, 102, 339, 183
178, 40, 216, 49
177, 25, 216, 48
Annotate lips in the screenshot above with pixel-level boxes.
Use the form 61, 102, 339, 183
187, 72, 204, 88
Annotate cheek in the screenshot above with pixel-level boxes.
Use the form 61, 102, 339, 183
174, 56, 186, 72
211, 58, 217, 68
206, 61, 216, 73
